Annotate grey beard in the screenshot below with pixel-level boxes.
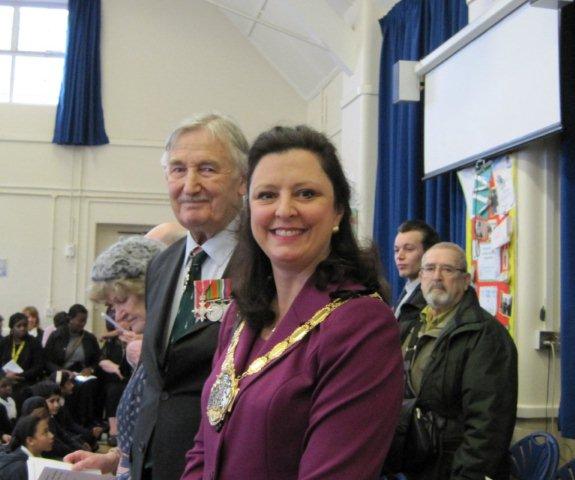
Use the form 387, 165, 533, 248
423, 288, 451, 310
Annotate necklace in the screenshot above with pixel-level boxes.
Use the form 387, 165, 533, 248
206, 297, 352, 430
11, 340, 25, 362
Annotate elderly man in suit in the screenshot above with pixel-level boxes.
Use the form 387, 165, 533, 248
131, 114, 248, 480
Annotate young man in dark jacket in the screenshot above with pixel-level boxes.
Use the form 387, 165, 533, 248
400, 242, 517, 480
393, 220, 440, 342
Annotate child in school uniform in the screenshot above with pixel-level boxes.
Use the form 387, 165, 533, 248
50, 371, 101, 451
31, 381, 88, 460
0, 378, 16, 444
0, 414, 54, 479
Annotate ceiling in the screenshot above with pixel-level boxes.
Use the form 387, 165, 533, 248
204, 0, 359, 101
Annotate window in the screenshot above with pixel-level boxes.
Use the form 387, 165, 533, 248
0, 1, 68, 105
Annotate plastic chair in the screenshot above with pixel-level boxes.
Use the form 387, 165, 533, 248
555, 458, 575, 479
510, 431, 560, 480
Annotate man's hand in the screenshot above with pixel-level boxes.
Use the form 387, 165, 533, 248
64, 450, 120, 474
99, 360, 124, 379
5, 371, 23, 382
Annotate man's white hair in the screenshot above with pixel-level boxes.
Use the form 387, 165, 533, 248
422, 242, 468, 271
160, 113, 248, 176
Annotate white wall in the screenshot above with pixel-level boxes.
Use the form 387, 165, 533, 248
514, 137, 562, 416
0, 0, 306, 330
307, 73, 343, 153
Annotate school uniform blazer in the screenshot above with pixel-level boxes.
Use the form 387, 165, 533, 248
182, 281, 404, 480
131, 237, 227, 480
0, 334, 44, 383
43, 326, 100, 373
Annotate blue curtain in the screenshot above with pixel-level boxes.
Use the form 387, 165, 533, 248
374, 0, 467, 301
53, 0, 108, 146
559, 2, 575, 439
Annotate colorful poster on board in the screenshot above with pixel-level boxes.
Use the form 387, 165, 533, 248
458, 155, 516, 333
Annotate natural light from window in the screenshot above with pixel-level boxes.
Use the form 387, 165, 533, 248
0, 1, 68, 105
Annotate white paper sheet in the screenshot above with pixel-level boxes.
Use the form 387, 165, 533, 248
479, 286, 498, 316
477, 243, 501, 281
2, 360, 23, 374
28, 457, 111, 480
457, 166, 476, 214
493, 156, 515, 214
490, 216, 511, 249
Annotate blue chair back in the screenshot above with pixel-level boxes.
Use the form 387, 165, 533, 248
555, 458, 575, 479
510, 431, 560, 480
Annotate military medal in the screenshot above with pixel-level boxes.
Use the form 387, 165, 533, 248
206, 301, 225, 322
194, 279, 232, 322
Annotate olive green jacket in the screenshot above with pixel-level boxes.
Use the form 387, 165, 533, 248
410, 287, 518, 480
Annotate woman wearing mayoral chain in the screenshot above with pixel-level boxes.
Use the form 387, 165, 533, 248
182, 125, 403, 480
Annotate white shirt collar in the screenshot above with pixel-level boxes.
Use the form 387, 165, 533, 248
404, 277, 420, 296
394, 278, 421, 317
21, 446, 34, 458
184, 216, 239, 267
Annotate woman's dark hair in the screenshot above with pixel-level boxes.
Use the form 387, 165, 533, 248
31, 380, 61, 399
53, 311, 69, 328
21, 396, 49, 417
9, 312, 27, 329
8, 414, 43, 451
68, 304, 87, 319
233, 125, 389, 331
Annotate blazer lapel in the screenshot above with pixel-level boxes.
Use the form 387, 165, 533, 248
151, 239, 186, 368
171, 318, 216, 345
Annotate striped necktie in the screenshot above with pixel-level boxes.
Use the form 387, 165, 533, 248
170, 247, 208, 343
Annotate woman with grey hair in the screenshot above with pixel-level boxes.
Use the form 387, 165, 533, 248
64, 236, 164, 478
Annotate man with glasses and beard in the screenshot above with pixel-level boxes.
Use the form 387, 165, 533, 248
400, 242, 517, 480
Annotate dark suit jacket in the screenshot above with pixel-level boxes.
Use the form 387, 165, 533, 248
131, 237, 227, 480
0, 448, 27, 480
397, 283, 427, 343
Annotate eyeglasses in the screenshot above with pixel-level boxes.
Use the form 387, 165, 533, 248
420, 264, 466, 277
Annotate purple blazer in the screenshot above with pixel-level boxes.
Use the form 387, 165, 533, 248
182, 281, 403, 480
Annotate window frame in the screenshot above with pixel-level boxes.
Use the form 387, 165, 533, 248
0, 0, 68, 105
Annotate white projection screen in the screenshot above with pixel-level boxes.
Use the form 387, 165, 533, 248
423, 3, 561, 177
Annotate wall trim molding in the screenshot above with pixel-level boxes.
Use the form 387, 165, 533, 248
0, 135, 164, 148
340, 84, 378, 109
0, 184, 168, 202
517, 404, 559, 419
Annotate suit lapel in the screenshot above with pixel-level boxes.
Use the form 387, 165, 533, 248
171, 318, 216, 345
149, 239, 186, 368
